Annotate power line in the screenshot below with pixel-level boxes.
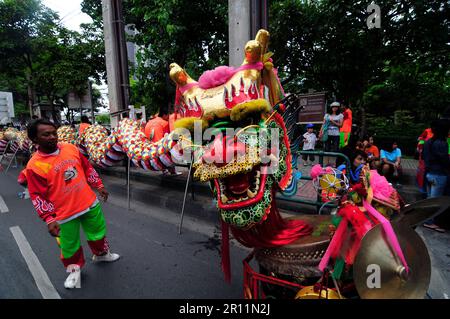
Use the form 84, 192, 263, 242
60, 10, 82, 23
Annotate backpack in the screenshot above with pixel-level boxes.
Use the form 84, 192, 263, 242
320, 115, 330, 142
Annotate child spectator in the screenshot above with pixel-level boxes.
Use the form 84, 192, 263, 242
355, 141, 365, 151
302, 123, 317, 166
364, 136, 380, 169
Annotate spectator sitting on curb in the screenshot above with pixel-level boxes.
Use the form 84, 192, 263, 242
380, 141, 402, 185
337, 149, 368, 185
364, 136, 380, 170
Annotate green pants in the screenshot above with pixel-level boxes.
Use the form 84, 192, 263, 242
58, 203, 109, 268
339, 132, 350, 148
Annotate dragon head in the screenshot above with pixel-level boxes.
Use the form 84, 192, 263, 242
170, 30, 292, 230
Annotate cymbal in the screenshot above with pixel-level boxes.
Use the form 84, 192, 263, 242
392, 196, 450, 227
353, 222, 431, 299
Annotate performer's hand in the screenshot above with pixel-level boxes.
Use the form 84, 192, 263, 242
98, 188, 109, 202
47, 222, 60, 237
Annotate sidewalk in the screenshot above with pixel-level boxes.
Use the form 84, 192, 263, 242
285, 157, 423, 205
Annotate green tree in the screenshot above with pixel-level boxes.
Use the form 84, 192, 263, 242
80, 0, 449, 150
0, 0, 106, 122
96, 113, 111, 124
82, 0, 228, 115
0, 0, 58, 117
269, 0, 449, 141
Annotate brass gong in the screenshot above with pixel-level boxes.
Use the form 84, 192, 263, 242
353, 222, 431, 299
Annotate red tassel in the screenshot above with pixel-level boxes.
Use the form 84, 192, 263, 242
221, 220, 231, 283
338, 203, 374, 265
329, 219, 349, 259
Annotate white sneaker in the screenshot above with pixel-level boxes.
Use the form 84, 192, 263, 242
92, 251, 120, 263
64, 264, 81, 289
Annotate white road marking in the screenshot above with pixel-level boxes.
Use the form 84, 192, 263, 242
0, 195, 9, 213
10, 226, 61, 299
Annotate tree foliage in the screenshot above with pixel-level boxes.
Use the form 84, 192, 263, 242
82, 0, 228, 115
80, 0, 449, 148
269, 0, 450, 137
0, 0, 105, 122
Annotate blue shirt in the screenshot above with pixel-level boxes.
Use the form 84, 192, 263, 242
380, 148, 401, 162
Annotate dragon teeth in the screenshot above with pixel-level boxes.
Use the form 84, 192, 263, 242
269, 154, 278, 163
247, 189, 257, 198
221, 194, 228, 204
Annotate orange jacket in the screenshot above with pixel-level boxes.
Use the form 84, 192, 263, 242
26, 143, 104, 224
340, 109, 352, 133
418, 128, 433, 142
79, 123, 91, 136
365, 145, 380, 158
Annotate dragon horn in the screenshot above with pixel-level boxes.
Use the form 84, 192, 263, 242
242, 29, 269, 65
169, 63, 196, 86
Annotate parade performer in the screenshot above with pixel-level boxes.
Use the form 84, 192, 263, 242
78, 115, 91, 136
144, 110, 170, 142
144, 111, 181, 176
25, 119, 120, 289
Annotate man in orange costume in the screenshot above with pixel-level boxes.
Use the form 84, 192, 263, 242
144, 111, 170, 143
144, 110, 181, 175
78, 115, 91, 136
26, 119, 120, 289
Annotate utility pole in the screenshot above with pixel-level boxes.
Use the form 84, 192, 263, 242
250, 0, 268, 38
228, 0, 268, 67
228, 0, 251, 67
102, 0, 130, 127
89, 81, 95, 124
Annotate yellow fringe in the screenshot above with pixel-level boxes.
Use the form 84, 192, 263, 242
230, 99, 271, 122
174, 117, 209, 131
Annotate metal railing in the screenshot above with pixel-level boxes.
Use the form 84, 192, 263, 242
276, 150, 351, 213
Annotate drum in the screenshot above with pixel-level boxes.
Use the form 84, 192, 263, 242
254, 214, 333, 298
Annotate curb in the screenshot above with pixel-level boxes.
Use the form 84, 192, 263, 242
100, 170, 219, 224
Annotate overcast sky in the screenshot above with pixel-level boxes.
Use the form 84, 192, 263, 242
42, 0, 93, 32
